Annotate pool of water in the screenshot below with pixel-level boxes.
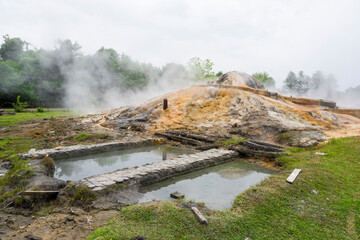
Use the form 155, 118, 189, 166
138, 160, 275, 210
54, 146, 195, 181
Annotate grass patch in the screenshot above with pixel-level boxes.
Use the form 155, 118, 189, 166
74, 133, 111, 141
220, 137, 245, 147
0, 156, 34, 203
0, 137, 34, 159
88, 136, 360, 239
63, 184, 96, 206
0, 110, 77, 128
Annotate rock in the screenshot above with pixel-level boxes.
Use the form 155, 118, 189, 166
25, 234, 43, 240
277, 131, 325, 147
311, 189, 319, 195
45, 131, 55, 136
28, 175, 66, 191
170, 191, 185, 199
28, 148, 36, 154
212, 71, 264, 89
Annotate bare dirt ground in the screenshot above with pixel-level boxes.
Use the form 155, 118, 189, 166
323, 114, 360, 139
0, 207, 118, 240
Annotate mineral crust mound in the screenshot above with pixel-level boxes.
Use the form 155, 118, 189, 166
98, 72, 340, 146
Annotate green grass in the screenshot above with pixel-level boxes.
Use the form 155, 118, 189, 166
0, 156, 34, 203
88, 137, 360, 240
220, 137, 245, 147
0, 137, 34, 159
0, 110, 77, 128
74, 133, 111, 141
61, 184, 97, 207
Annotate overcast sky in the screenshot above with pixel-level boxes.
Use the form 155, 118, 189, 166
1, 0, 360, 89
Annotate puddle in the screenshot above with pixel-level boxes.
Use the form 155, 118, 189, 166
54, 146, 195, 181
138, 160, 275, 210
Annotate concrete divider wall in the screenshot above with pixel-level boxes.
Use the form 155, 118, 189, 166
81, 148, 238, 191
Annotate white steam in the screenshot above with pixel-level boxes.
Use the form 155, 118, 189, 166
44, 53, 199, 112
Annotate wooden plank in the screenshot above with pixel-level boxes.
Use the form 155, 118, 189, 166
286, 169, 301, 183
154, 132, 203, 146
20, 191, 59, 196
191, 207, 208, 224
166, 130, 216, 143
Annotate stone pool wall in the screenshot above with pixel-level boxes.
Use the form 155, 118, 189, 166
81, 148, 238, 191
21, 137, 156, 160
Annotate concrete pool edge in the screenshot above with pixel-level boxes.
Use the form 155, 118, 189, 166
19, 137, 161, 193
19, 138, 238, 198
81, 148, 239, 191
21, 136, 158, 160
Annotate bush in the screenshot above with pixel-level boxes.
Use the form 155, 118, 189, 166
12, 95, 24, 112
36, 107, 44, 112
65, 184, 96, 206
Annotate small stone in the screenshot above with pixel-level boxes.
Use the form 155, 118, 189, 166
170, 191, 185, 199
28, 148, 36, 154
25, 234, 43, 240
93, 187, 104, 191
46, 131, 55, 136
311, 189, 319, 195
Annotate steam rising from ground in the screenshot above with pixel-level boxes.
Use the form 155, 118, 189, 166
40, 50, 199, 112
276, 72, 360, 109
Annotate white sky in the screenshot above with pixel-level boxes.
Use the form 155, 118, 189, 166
1, 0, 360, 89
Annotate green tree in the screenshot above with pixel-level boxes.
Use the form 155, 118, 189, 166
215, 71, 223, 77
97, 48, 148, 90
310, 71, 325, 90
187, 57, 215, 80
0, 35, 25, 61
252, 72, 275, 88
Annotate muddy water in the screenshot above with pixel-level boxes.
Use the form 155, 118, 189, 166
138, 160, 275, 210
54, 146, 195, 181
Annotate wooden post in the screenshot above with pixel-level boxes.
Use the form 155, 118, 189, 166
191, 207, 208, 224
162, 151, 167, 160
163, 99, 168, 110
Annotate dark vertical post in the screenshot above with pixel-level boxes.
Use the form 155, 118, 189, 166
163, 99, 168, 110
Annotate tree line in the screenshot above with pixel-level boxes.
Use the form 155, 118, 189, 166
1, 35, 359, 109
0, 35, 220, 108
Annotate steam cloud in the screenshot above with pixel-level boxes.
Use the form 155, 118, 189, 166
39, 50, 199, 112
276, 73, 360, 109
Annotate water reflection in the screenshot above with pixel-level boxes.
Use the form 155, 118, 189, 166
54, 146, 194, 181
138, 160, 275, 210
